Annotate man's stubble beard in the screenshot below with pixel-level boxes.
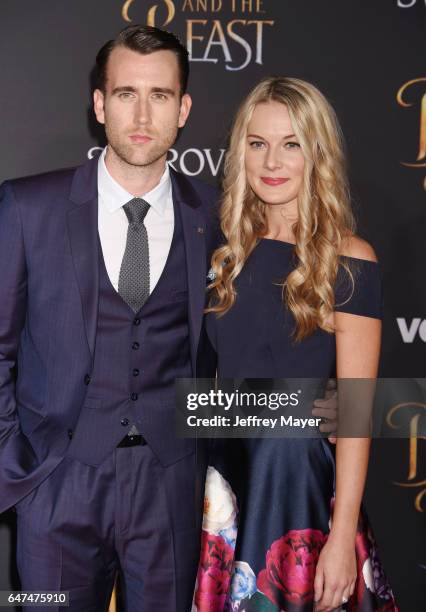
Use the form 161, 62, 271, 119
105, 123, 179, 170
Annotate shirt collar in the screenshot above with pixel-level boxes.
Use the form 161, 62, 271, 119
97, 147, 171, 216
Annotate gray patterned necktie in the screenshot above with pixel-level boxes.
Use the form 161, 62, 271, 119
118, 198, 151, 312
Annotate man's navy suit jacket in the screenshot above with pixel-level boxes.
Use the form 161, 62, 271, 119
0, 156, 219, 514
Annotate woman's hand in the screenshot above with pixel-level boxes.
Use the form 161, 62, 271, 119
313, 534, 357, 611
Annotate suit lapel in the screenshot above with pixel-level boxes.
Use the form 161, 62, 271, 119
67, 158, 99, 358
171, 169, 207, 375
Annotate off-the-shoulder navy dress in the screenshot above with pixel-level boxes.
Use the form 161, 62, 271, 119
193, 239, 398, 612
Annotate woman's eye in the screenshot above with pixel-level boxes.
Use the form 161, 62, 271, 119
284, 141, 300, 149
249, 141, 265, 149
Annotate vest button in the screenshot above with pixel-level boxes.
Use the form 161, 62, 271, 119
132, 342, 140, 350
131, 393, 138, 401
134, 317, 141, 326
121, 418, 129, 427
132, 368, 140, 377
84, 374, 91, 385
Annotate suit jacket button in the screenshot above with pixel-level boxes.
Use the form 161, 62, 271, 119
84, 374, 91, 385
67, 429, 73, 439
121, 418, 129, 427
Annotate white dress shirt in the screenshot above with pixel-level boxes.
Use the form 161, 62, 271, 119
97, 147, 174, 294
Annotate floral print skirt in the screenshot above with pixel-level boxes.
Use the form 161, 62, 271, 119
192, 438, 398, 612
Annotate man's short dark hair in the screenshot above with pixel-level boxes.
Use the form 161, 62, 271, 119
95, 25, 189, 95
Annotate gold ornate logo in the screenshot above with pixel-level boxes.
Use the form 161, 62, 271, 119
397, 78, 426, 191
121, 0, 274, 71
387, 402, 426, 512
123, 0, 176, 25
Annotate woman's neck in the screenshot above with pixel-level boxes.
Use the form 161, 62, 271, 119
263, 201, 298, 242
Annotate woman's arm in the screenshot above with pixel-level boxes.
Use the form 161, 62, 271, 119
314, 237, 381, 612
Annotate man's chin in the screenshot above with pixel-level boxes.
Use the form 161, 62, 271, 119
116, 149, 167, 169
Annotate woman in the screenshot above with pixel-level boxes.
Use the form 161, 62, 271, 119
193, 78, 397, 612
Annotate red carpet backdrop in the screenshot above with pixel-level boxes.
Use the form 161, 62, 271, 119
0, 1, 425, 610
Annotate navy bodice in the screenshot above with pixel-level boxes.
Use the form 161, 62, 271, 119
206, 238, 382, 378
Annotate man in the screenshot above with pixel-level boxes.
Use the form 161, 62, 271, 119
0, 25, 218, 611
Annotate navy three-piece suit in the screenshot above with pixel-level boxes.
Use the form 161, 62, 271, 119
0, 156, 219, 611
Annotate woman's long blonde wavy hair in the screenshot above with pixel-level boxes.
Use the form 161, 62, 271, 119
207, 76, 356, 341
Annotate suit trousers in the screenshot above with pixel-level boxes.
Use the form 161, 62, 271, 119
15, 445, 200, 612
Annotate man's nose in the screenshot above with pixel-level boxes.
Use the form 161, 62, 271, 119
135, 98, 150, 125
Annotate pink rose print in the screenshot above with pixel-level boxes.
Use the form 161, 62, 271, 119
194, 531, 235, 612
257, 529, 327, 608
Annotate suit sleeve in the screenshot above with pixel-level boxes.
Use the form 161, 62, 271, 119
0, 181, 69, 513
0, 181, 27, 444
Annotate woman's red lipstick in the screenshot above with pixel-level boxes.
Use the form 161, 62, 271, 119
261, 177, 289, 186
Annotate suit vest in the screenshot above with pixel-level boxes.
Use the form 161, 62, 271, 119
67, 196, 192, 466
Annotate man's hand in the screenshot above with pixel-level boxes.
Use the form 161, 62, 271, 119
312, 378, 338, 444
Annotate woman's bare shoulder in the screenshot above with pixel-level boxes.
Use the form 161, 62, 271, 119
339, 234, 378, 263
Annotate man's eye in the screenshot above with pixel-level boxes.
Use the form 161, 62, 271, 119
249, 141, 265, 149
118, 92, 134, 100
152, 93, 168, 101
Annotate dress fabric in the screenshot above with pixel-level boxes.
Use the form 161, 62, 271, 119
193, 239, 397, 612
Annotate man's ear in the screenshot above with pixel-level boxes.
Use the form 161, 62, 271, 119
93, 89, 106, 125
178, 93, 192, 129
